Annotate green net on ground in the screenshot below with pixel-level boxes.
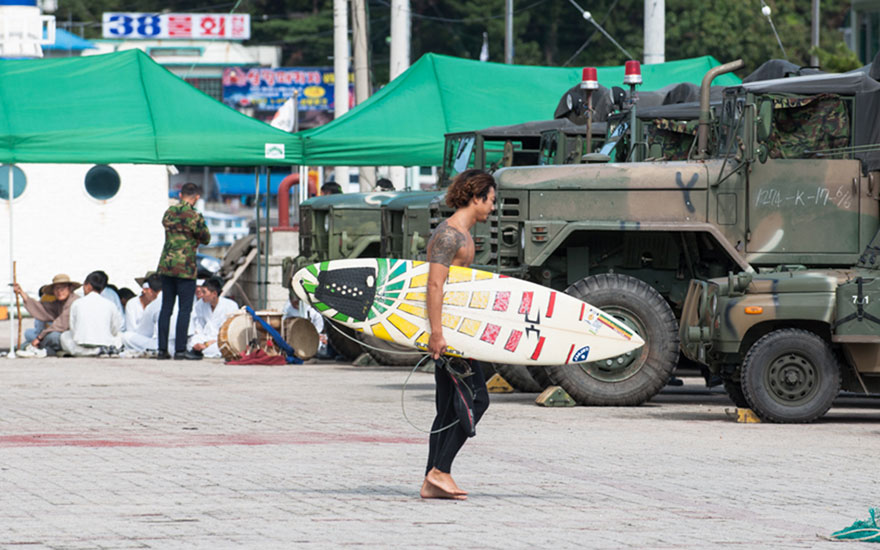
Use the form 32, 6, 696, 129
831, 508, 880, 542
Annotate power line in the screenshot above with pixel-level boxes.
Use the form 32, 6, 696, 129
562, 0, 620, 66
372, 0, 549, 24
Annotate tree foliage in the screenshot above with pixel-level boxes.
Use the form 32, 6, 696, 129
56, 0, 857, 85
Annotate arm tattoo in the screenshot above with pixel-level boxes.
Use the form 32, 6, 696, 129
427, 222, 465, 267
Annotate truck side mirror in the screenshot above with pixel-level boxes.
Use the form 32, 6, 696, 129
756, 100, 773, 142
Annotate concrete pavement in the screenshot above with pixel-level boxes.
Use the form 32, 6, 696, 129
1, 354, 879, 549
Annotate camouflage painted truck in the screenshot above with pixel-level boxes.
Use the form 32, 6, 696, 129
679, 241, 880, 422
380, 119, 588, 264
287, 121, 558, 365
488, 64, 880, 406
377, 119, 604, 384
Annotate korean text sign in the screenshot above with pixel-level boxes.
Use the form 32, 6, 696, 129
102, 13, 250, 40
222, 67, 354, 112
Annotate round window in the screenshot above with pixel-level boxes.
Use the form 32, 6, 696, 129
85, 165, 120, 200
0, 165, 26, 200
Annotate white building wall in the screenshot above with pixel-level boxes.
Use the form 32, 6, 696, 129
1, 163, 169, 298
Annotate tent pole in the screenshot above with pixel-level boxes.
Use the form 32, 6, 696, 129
254, 167, 261, 311
264, 170, 271, 309
7, 165, 15, 358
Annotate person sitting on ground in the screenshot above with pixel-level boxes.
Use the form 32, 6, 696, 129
13, 273, 80, 357
95, 271, 125, 329
117, 287, 136, 309
28, 286, 55, 343
192, 279, 209, 334
282, 295, 324, 333
59, 271, 124, 357
125, 271, 159, 331
190, 277, 239, 358
121, 274, 194, 357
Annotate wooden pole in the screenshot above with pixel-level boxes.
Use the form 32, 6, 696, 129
13, 261, 21, 348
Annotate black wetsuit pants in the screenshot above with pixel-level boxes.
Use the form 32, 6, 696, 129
425, 360, 490, 475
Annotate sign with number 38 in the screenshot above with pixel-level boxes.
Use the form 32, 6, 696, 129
102, 13, 250, 40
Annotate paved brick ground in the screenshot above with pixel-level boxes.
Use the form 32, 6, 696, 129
1, 353, 878, 549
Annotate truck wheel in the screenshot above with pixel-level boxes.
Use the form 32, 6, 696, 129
495, 364, 544, 393
722, 375, 749, 408
326, 321, 364, 362
740, 329, 840, 423
545, 273, 679, 406
354, 332, 425, 366
526, 366, 555, 390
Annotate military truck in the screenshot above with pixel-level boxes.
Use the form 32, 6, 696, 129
679, 244, 880, 422
380, 119, 591, 263
487, 63, 880, 406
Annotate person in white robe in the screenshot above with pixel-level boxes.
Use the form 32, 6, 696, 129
122, 290, 194, 356
125, 272, 160, 333
60, 272, 124, 357
192, 279, 211, 334
190, 277, 239, 358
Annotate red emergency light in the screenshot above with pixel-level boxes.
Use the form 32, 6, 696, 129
580, 67, 598, 90
624, 60, 642, 85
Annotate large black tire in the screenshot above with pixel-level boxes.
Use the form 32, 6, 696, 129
545, 273, 679, 406
354, 331, 425, 366
326, 321, 363, 362
722, 376, 749, 408
526, 366, 555, 390
741, 329, 841, 423
495, 364, 544, 393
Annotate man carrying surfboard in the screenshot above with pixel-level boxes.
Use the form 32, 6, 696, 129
422, 169, 496, 501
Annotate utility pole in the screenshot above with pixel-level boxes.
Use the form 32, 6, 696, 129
643, 0, 664, 64
810, 0, 820, 67
352, 0, 376, 191
333, 0, 350, 193
504, 0, 513, 64
390, 0, 411, 189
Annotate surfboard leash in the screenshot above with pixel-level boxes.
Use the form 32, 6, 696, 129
324, 322, 470, 434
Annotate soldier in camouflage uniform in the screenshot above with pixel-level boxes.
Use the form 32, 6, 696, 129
156, 182, 211, 360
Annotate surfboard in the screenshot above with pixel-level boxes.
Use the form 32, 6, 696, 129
291, 259, 644, 366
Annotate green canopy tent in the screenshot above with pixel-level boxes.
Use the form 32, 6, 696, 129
0, 49, 301, 165
0, 50, 303, 334
297, 53, 742, 166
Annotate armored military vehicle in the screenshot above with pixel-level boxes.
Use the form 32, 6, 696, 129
489, 63, 880, 406
679, 237, 880, 422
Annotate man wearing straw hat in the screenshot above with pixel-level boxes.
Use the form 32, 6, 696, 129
13, 273, 81, 357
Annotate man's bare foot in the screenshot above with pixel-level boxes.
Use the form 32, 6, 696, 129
425, 468, 468, 495
420, 478, 467, 500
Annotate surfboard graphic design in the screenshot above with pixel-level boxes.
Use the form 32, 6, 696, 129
292, 259, 644, 366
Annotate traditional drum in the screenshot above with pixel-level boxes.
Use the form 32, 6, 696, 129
217, 313, 256, 361
283, 317, 320, 360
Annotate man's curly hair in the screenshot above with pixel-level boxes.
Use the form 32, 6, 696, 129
445, 169, 496, 209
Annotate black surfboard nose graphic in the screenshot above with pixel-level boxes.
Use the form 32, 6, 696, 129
314, 267, 377, 322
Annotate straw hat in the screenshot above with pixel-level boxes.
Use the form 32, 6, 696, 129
39, 273, 81, 296
134, 270, 156, 287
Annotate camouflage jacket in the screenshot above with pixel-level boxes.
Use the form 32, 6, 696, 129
157, 201, 211, 279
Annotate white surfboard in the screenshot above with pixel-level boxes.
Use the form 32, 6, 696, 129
291, 259, 644, 366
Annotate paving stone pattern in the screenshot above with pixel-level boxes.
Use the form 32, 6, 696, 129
1, 357, 879, 549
